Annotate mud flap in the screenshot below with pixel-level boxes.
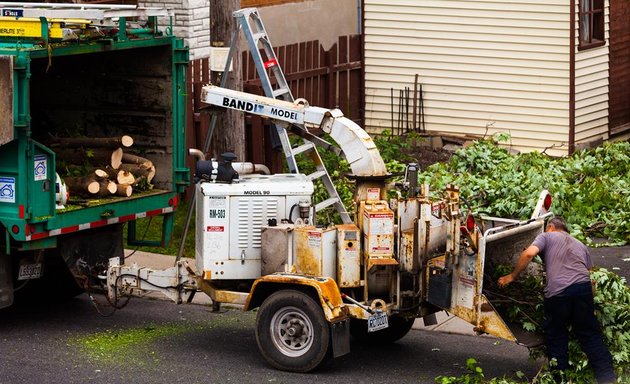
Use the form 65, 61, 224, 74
331, 318, 350, 358
0, 255, 13, 308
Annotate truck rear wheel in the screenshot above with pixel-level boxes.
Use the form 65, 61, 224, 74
350, 315, 415, 344
255, 289, 330, 372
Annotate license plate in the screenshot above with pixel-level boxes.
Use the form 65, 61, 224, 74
18, 263, 42, 280
367, 312, 389, 332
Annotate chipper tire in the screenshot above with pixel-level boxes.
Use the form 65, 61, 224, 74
255, 289, 330, 372
350, 315, 415, 344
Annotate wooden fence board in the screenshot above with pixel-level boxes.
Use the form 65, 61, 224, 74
339, 35, 349, 114
349, 34, 363, 124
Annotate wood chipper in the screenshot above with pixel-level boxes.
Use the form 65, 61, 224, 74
106, 84, 554, 372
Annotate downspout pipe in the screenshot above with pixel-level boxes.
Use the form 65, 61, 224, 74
357, 0, 361, 34
569, 0, 576, 153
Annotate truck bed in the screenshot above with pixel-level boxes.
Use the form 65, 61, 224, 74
0, 32, 188, 245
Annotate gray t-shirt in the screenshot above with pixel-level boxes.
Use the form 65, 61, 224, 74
531, 231, 593, 298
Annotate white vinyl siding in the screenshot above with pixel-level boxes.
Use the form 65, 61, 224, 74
364, 0, 574, 155
574, 1, 610, 144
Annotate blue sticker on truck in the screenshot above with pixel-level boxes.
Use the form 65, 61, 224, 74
34, 155, 47, 181
1, 9, 24, 17
0, 177, 15, 203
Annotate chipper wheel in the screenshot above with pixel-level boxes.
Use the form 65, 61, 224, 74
255, 289, 330, 372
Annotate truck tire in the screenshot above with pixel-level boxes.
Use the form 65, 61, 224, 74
350, 315, 415, 344
255, 289, 330, 372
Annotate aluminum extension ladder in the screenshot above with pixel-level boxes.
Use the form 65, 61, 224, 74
231, 8, 351, 224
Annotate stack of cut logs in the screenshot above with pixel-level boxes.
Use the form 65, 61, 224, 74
53, 135, 155, 198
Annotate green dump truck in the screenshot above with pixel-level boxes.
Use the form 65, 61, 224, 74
0, 3, 189, 308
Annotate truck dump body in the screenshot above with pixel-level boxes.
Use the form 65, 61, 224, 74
0, 6, 188, 308
0, 20, 188, 245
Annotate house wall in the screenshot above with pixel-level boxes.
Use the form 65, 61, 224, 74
363, 0, 573, 155
243, 0, 359, 49
573, 0, 610, 146
137, 0, 356, 59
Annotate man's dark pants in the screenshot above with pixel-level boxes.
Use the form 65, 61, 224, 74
543, 281, 616, 383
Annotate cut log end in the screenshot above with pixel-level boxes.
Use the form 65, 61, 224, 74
111, 148, 123, 169
87, 181, 100, 194
116, 170, 136, 185
116, 184, 133, 197
121, 135, 134, 148
94, 169, 109, 179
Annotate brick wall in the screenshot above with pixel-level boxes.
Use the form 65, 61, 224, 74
140, 0, 210, 59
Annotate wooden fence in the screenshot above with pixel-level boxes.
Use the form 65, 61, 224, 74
186, 34, 363, 174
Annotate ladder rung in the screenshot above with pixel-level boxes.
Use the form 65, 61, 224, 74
307, 170, 326, 181
272, 88, 291, 98
315, 197, 340, 211
291, 142, 315, 156
252, 32, 267, 41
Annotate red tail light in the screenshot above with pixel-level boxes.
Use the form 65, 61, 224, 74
466, 214, 475, 232
543, 194, 552, 211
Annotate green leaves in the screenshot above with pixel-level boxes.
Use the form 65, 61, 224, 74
417, 140, 630, 245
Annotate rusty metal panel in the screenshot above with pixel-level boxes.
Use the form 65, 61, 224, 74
0, 56, 13, 146
360, 201, 395, 259
294, 226, 337, 279
399, 230, 416, 273
336, 224, 361, 288
261, 224, 294, 275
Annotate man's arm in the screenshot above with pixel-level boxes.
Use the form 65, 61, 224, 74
497, 245, 540, 287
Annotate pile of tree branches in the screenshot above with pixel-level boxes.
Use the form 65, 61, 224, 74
417, 138, 630, 246
412, 137, 630, 382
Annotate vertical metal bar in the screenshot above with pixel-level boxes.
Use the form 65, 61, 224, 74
413, 74, 418, 133
390, 87, 394, 136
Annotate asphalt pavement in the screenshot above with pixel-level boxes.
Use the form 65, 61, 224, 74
0, 294, 538, 384
1, 245, 627, 384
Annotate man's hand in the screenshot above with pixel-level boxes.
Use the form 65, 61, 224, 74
498, 274, 514, 288
496, 245, 539, 289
